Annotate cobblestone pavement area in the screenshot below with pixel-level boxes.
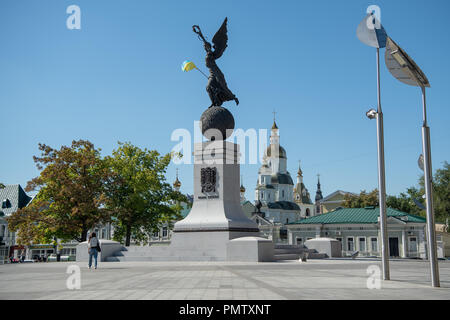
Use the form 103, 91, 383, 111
0, 259, 449, 300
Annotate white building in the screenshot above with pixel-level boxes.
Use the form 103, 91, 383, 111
254, 119, 315, 226
286, 206, 444, 258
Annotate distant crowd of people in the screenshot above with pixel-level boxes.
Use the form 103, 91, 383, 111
8, 254, 50, 263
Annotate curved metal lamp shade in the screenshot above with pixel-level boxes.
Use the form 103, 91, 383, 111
356, 13, 387, 48
385, 37, 430, 88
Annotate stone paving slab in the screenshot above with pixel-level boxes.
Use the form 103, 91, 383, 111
0, 259, 449, 300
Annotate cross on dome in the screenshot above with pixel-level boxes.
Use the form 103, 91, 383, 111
272, 110, 278, 130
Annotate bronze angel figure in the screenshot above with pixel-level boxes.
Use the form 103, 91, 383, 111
193, 17, 239, 108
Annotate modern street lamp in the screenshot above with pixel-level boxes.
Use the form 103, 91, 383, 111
384, 37, 440, 287
357, 12, 390, 281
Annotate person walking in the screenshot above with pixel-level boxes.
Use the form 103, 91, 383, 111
88, 232, 100, 269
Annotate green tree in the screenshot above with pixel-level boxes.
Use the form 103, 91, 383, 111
342, 162, 449, 223
7, 140, 109, 243
386, 187, 424, 216
386, 161, 449, 222
6, 199, 55, 245
342, 189, 379, 208
0, 183, 5, 189
104, 142, 185, 246
343, 188, 425, 214
432, 161, 450, 223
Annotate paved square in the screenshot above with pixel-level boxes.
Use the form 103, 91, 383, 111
0, 259, 449, 300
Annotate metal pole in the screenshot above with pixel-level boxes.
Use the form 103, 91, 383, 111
376, 47, 390, 280
421, 86, 440, 287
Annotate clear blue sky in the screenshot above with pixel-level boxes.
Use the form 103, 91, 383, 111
1, 0, 449, 201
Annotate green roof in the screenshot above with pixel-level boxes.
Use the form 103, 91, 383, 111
288, 207, 426, 225
267, 201, 300, 211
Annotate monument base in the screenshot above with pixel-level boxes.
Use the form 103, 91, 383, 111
304, 238, 342, 258
102, 231, 273, 262
227, 237, 274, 262
167, 140, 272, 261
100, 141, 275, 262
151, 230, 263, 261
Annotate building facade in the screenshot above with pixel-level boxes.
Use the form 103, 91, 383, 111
0, 185, 32, 262
286, 206, 438, 259
318, 190, 356, 214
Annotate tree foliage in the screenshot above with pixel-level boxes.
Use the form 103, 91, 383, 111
7, 140, 109, 243
342, 162, 449, 224
386, 187, 424, 216
6, 199, 55, 245
433, 161, 450, 223
104, 142, 185, 246
343, 187, 426, 215
342, 189, 379, 208
7, 140, 187, 246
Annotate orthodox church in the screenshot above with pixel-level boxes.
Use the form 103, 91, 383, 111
254, 119, 316, 225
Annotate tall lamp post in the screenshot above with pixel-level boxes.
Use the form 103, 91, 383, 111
357, 12, 390, 280
384, 37, 439, 287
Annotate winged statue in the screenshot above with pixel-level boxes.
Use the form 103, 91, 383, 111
193, 17, 239, 108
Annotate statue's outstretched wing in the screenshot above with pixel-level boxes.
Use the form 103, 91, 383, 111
212, 17, 228, 59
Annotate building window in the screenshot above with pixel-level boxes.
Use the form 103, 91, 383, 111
286, 218, 289, 224
336, 237, 343, 244
359, 237, 366, 251
296, 237, 303, 245
316, 205, 320, 214
153, 230, 159, 238
282, 190, 285, 199
306, 209, 310, 217
371, 237, 378, 252
409, 237, 417, 252
162, 227, 168, 238
347, 237, 354, 251
1, 199, 11, 209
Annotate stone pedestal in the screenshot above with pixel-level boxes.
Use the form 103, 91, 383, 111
304, 237, 342, 258
171, 141, 264, 260
227, 237, 274, 262
175, 141, 258, 232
